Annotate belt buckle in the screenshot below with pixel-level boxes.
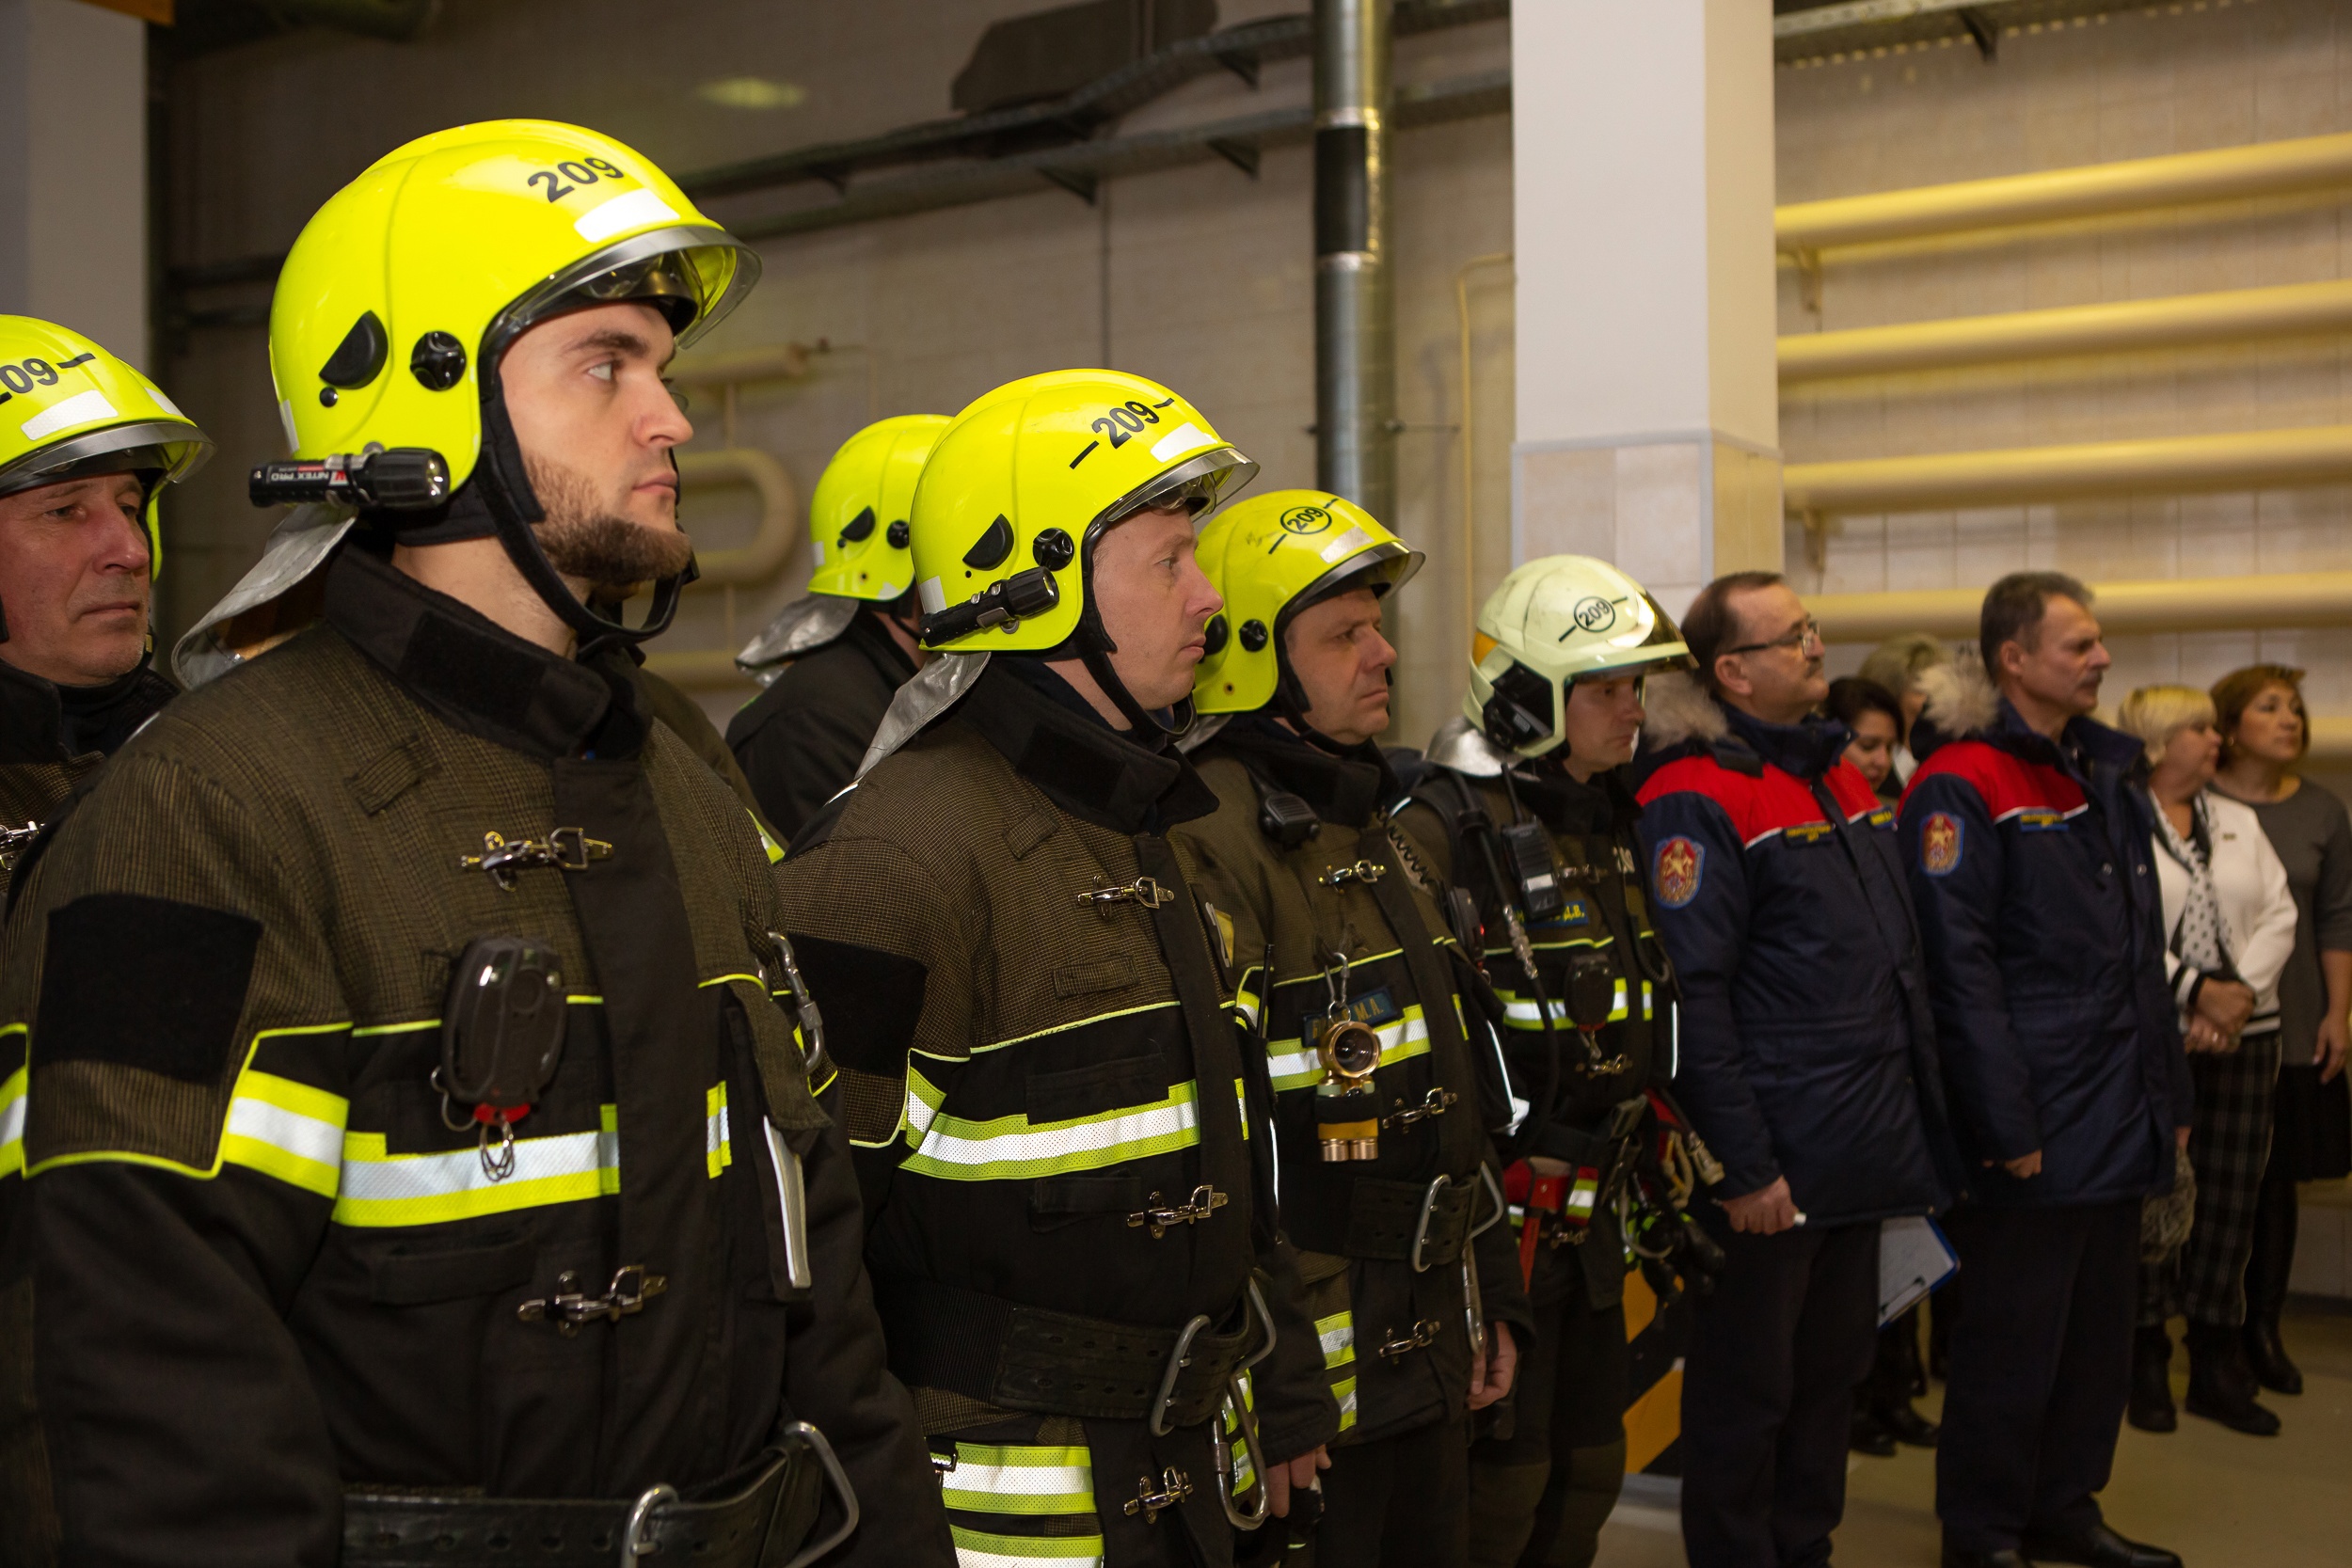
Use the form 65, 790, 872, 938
619, 1482, 678, 1566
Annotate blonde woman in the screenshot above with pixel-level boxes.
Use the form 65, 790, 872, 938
2210, 664, 2352, 1399
2119, 685, 2296, 1439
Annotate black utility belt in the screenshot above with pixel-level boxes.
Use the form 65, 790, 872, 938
879, 1275, 1272, 1432
341, 1426, 852, 1568
1297, 1170, 1486, 1270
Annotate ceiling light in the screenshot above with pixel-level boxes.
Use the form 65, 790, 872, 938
697, 77, 807, 111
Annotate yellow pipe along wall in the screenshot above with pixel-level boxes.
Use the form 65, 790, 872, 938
1779, 278, 2352, 383
1775, 128, 2352, 255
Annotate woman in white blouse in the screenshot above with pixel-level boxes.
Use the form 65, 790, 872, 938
2120, 685, 2297, 1440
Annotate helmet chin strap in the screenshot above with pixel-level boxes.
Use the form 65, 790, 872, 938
472, 381, 693, 659
1073, 614, 1196, 738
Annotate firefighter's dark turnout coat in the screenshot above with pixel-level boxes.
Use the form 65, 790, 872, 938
1179, 715, 1531, 1449
773, 658, 1340, 1568
0, 655, 175, 900
0, 543, 950, 1567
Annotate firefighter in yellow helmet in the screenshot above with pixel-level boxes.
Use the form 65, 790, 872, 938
1395, 556, 1712, 1568
1175, 490, 1534, 1564
727, 414, 947, 836
772, 371, 1344, 1565
0, 121, 949, 1567
0, 317, 211, 895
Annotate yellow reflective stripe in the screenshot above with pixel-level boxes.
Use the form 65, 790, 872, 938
1495, 980, 1647, 1029
333, 1104, 619, 1227
699, 973, 764, 990
351, 1019, 437, 1038
941, 1443, 1094, 1515
0, 1057, 25, 1181
707, 1082, 732, 1178
899, 1062, 946, 1148
948, 1528, 1104, 1565
1315, 1308, 1355, 1370
961, 999, 1180, 1058
1333, 1372, 1359, 1431
902, 1080, 1200, 1182
753, 813, 786, 863
1266, 1006, 1433, 1092
16, 1022, 355, 1192
1233, 968, 1263, 1030
219, 1069, 347, 1198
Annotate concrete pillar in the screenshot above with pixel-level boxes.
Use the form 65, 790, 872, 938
0, 0, 150, 365
1509, 0, 1780, 614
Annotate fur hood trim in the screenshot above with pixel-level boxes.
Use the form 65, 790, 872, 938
1916, 657, 1999, 739
1641, 671, 1726, 749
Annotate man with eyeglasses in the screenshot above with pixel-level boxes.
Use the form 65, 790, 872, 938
1629, 571, 1954, 1568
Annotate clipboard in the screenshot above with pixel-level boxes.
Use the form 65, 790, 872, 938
1879, 1214, 1959, 1327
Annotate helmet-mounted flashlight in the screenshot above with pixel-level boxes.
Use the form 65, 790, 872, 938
250, 448, 452, 513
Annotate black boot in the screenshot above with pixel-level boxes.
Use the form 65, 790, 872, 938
2127, 1324, 2176, 1433
1881, 1401, 1941, 1447
1850, 1400, 1898, 1457
2184, 1321, 2281, 1436
2244, 1315, 2303, 1396
2244, 1164, 2304, 1395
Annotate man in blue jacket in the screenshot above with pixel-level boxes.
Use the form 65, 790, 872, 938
1902, 573, 2188, 1568
1636, 571, 1950, 1568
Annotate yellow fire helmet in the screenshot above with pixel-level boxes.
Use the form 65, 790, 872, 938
254, 119, 758, 650
1192, 489, 1422, 719
909, 368, 1255, 729
0, 315, 213, 576
1466, 554, 1692, 759
808, 414, 949, 602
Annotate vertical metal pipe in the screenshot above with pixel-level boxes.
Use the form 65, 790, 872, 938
1313, 0, 1393, 521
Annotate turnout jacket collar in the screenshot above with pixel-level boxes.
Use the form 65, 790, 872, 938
0, 650, 173, 766
1206, 712, 1391, 828
1505, 759, 1637, 837
967, 657, 1217, 833
322, 540, 630, 763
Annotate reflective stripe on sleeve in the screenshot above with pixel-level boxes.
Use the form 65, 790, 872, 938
1265, 1006, 1433, 1092
707, 1082, 732, 1178
220, 1070, 347, 1197
1333, 1372, 1359, 1432
948, 1528, 1104, 1566
901, 1080, 1200, 1182
1315, 1307, 1355, 1370
333, 1104, 619, 1227
0, 1060, 24, 1180
941, 1443, 1095, 1515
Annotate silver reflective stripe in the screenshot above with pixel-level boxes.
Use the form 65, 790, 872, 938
333, 1109, 618, 1227
1265, 1007, 1432, 1092
901, 1080, 1200, 1182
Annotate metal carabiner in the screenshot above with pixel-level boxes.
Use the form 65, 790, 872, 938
618, 1482, 676, 1567
1461, 1164, 1508, 1362
1149, 1313, 1214, 1437
1216, 1279, 1279, 1529
1408, 1172, 1454, 1275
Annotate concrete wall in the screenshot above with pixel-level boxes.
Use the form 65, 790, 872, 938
1776, 0, 2352, 733
152, 0, 1514, 744
0, 0, 149, 366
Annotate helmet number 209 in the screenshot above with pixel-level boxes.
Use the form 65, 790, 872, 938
1089, 399, 1164, 450
0, 357, 63, 397
526, 156, 628, 203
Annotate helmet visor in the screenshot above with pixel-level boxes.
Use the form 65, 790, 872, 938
1088, 446, 1259, 538
485, 224, 762, 365
0, 420, 212, 499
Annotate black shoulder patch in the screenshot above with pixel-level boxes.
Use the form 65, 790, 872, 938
784, 931, 927, 1074
38, 895, 262, 1083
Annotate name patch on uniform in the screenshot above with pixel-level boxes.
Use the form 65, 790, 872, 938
1783, 821, 1836, 847
1867, 807, 1896, 829
2014, 809, 2072, 832
1332, 986, 1402, 1029
1541, 895, 1595, 928
1921, 812, 1963, 876
1653, 837, 1704, 908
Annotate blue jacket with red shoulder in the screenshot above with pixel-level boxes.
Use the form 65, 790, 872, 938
1899, 669, 2187, 1209
1631, 676, 1952, 1227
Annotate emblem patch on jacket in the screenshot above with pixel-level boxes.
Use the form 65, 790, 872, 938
1921, 812, 1963, 876
1652, 836, 1704, 908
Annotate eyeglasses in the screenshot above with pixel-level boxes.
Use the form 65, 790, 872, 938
1724, 616, 1822, 657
